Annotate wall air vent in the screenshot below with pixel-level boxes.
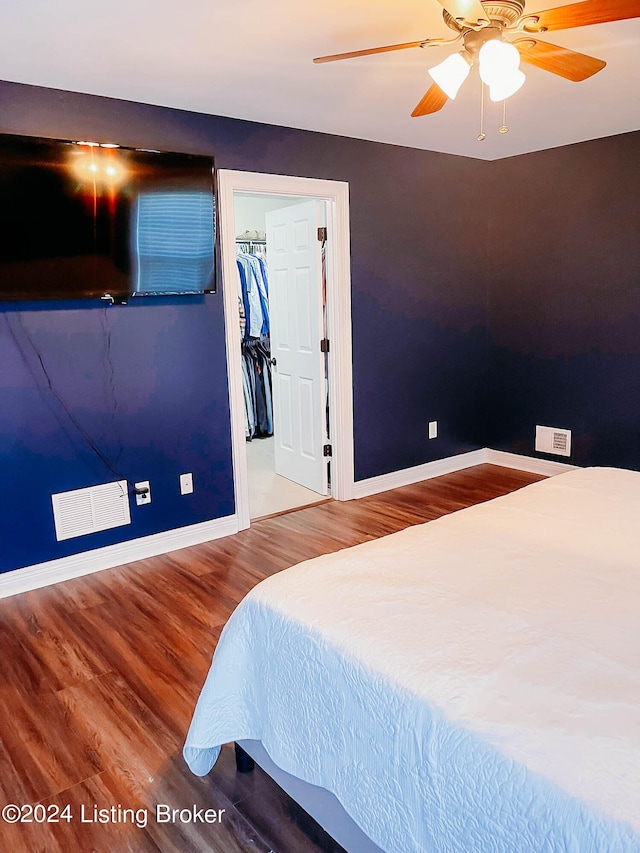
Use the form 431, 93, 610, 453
535, 425, 572, 458
552, 432, 568, 453
52, 480, 131, 541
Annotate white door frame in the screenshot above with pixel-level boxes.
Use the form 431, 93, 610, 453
218, 170, 355, 530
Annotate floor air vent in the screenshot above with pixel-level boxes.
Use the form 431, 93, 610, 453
52, 480, 131, 541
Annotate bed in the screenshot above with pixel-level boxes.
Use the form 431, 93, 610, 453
183, 467, 640, 852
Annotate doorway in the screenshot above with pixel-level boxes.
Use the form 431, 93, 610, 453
218, 171, 354, 530
239, 193, 327, 518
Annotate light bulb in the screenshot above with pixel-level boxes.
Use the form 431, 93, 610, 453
428, 53, 471, 100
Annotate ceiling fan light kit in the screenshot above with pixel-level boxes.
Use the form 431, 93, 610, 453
428, 52, 472, 99
478, 39, 520, 84
314, 0, 640, 134
477, 39, 526, 101
489, 67, 526, 100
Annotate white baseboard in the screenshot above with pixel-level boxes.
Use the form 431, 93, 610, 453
352, 447, 578, 499
0, 514, 239, 600
352, 449, 487, 499
0, 449, 579, 599
484, 449, 578, 477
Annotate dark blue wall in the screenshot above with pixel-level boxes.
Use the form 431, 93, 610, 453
486, 131, 640, 468
0, 81, 489, 573
0, 299, 234, 571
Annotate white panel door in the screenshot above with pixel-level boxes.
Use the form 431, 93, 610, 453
266, 200, 327, 494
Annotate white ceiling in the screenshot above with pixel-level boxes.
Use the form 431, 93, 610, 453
2, 0, 639, 160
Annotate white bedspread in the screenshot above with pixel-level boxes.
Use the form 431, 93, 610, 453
184, 467, 640, 853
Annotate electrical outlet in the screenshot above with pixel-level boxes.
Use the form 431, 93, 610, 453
180, 473, 194, 495
428, 421, 438, 440
134, 481, 151, 506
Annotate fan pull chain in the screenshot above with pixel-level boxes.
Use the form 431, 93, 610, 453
499, 100, 509, 134
477, 81, 486, 142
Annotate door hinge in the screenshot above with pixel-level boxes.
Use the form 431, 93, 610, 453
320, 338, 330, 353
323, 444, 332, 457
317, 226, 327, 243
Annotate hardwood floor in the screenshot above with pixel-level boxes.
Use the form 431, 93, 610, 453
0, 464, 543, 853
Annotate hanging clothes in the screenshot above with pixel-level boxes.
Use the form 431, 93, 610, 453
237, 243, 273, 439
242, 336, 272, 437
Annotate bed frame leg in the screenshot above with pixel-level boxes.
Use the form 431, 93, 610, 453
234, 742, 255, 773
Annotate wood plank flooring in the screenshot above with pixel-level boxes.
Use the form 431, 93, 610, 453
0, 464, 543, 853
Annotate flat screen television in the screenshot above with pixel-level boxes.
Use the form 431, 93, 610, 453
0, 133, 216, 304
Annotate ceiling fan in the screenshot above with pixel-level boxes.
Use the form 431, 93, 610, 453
313, 0, 640, 118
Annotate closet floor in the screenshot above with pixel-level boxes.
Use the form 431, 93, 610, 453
247, 437, 328, 520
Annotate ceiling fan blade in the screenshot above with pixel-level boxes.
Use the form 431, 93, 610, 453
436, 0, 490, 26
313, 41, 424, 63
522, 0, 640, 32
411, 83, 449, 116
514, 38, 606, 80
